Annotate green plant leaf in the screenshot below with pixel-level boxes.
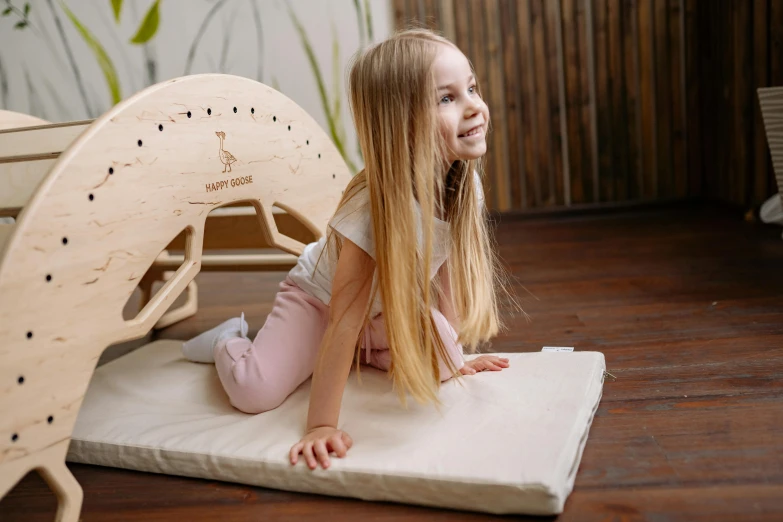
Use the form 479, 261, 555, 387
14, 20, 26, 29
111, 0, 122, 22
129, 0, 160, 44
24, 2, 30, 16
2, 7, 12, 16
59, 1, 122, 104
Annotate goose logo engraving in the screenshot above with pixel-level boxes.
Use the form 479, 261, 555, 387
215, 131, 237, 173
205, 131, 254, 193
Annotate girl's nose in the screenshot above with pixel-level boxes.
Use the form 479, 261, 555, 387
464, 99, 481, 118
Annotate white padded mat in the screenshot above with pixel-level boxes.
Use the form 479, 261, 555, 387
67, 340, 605, 515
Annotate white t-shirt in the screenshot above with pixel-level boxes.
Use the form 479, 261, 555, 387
287, 172, 484, 317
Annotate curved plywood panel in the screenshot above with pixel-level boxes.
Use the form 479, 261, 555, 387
0, 74, 352, 520
0, 111, 54, 220
0, 109, 50, 130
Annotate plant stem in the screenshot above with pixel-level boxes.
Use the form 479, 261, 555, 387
23, 66, 48, 119
144, 47, 157, 86
0, 53, 8, 109
219, 7, 238, 73
8, 3, 42, 36
331, 21, 341, 128
97, 4, 139, 93
287, 1, 356, 172
364, 0, 373, 42
352, 0, 365, 48
249, 0, 263, 82
129, 0, 157, 87
30, 7, 71, 79
45, 0, 93, 117
42, 76, 73, 120
184, 0, 229, 75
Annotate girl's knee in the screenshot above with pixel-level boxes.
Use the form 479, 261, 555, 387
229, 384, 289, 414
215, 339, 293, 414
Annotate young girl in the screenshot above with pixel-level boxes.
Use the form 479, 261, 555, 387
182, 28, 517, 471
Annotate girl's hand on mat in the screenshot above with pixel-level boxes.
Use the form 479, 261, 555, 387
289, 427, 354, 470
460, 355, 510, 375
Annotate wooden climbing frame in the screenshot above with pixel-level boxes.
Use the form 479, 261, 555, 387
0, 73, 352, 521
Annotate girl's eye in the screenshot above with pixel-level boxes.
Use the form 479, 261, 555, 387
440, 95, 452, 104
468, 85, 476, 94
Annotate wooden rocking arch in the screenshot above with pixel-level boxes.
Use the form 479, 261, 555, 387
0, 74, 352, 521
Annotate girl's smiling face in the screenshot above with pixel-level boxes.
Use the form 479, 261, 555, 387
433, 43, 490, 164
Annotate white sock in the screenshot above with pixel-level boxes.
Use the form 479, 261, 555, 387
181, 312, 249, 363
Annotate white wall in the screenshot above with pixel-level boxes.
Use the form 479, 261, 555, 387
0, 0, 393, 172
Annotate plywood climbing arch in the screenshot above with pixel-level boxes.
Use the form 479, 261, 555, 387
0, 73, 353, 521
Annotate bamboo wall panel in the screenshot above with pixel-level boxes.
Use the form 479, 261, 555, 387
391, 0, 781, 213
692, 0, 778, 207
753, 0, 769, 202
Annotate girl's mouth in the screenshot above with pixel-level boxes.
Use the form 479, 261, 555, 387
459, 125, 483, 138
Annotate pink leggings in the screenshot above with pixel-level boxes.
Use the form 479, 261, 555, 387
214, 276, 465, 414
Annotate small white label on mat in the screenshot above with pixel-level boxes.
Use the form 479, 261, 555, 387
542, 346, 574, 352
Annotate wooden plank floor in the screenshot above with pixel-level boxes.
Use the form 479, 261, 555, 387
2, 203, 782, 521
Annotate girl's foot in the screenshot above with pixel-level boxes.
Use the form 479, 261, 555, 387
181, 312, 249, 363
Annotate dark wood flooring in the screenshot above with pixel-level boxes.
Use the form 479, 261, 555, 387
3, 203, 783, 521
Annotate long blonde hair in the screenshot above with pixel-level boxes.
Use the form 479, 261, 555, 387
318, 28, 518, 406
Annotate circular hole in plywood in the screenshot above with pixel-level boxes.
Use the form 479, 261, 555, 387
207, 108, 212, 116
62, 237, 68, 245
109, 167, 114, 175
158, 124, 163, 132
138, 139, 143, 147
273, 116, 277, 122
48, 416, 54, 424
18, 376, 24, 385
187, 111, 192, 118
89, 194, 94, 201
233, 107, 237, 113
11, 434, 18, 442
26, 331, 32, 339
251, 108, 255, 114
46, 274, 52, 282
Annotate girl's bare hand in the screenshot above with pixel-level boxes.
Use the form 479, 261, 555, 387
460, 355, 510, 375
289, 426, 353, 470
